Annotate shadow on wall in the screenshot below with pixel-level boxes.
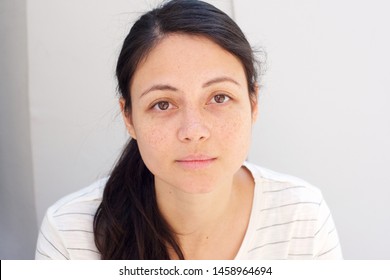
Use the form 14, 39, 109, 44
0, 0, 37, 259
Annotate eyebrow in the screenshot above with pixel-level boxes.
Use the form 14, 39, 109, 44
140, 84, 178, 98
139, 76, 241, 98
202, 76, 241, 88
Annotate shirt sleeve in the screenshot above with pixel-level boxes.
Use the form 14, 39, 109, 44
35, 210, 70, 260
313, 198, 343, 259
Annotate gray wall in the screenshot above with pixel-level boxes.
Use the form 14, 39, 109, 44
235, 0, 390, 259
0, 0, 37, 259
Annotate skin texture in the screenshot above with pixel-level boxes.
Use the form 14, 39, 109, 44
120, 34, 258, 259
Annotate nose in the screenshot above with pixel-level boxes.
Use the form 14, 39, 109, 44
177, 107, 211, 143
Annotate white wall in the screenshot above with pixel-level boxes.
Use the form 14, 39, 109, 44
1, 0, 389, 259
234, 0, 390, 259
27, 0, 134, 227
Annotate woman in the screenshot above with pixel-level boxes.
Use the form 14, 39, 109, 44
35, 0, 342, 260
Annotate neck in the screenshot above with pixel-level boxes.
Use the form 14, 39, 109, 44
155, 176, 236, 236
154, 167, 254, 259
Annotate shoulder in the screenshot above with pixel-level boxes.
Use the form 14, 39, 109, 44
241, 162, 342, 259
244, 162, 324, 229
244, 161, 324, 204
36, 177, 108, 260
46, 177, 108, 218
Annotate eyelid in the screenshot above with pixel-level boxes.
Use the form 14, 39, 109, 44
208, 93, 232, 104
150, 99, 176, 111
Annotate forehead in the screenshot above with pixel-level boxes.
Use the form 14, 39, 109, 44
130, 34, 247, 93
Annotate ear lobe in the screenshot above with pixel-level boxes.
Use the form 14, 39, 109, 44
251, 84, 259, 123
119, 98, 137, 139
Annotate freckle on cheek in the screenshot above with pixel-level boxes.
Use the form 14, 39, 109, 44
146, 130, 166, 147
224, 115, 251, 143
216, 119, 240, 143
227, 116, 243, 131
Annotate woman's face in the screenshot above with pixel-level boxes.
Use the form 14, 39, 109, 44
122, 34, 257, 194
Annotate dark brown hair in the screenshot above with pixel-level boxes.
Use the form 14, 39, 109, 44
93, 0, 260, 259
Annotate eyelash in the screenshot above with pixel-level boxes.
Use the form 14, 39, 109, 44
152, 100, 173, 111
209, 94, 231, 104
150, 93, 232, 111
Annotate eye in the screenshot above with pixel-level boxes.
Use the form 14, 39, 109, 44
152, 101, 171, 111
211, 94, 231, 104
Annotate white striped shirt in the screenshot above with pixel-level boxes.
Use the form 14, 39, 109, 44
35, 162, 342, 259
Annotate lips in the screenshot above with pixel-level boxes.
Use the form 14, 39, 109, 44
176, 155, 217, 169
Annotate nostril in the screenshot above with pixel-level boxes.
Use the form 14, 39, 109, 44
178, 122, 210, 143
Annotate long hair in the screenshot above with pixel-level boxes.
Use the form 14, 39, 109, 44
93, 0, 260, 259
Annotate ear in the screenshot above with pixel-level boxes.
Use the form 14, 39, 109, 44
250, 84, 259, 123
119, 98, 137, 139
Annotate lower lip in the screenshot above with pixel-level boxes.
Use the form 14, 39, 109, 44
176, 158, 216, 170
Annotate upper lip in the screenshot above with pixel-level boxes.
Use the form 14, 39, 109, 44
176, 155, 216, 161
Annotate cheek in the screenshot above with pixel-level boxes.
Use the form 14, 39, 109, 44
133, 121, 169, 164
144, 127, 167, 147
132, 114, 167, 147
136, 128, 169, 177
215, 110, 252, 145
